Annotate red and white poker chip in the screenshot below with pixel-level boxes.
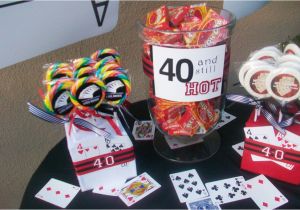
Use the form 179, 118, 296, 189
284, 43, 300, 56
238, 60, 267, 87
244, 65, 275, 99
266, 67, 300, 102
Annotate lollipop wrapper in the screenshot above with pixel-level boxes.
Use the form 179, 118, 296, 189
182, 9, 229, 47
65, 114, 137, 191
241, 108, 300, 185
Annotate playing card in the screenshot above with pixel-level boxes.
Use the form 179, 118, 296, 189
205, 176, 249, 205
245, 174, 288, 209
170, 169, 209, 203
118, 172, 161, 206
132, 120, 155, 140
76, 142, 101, 159
251, 154, 294, 170
214, 111, 236, 130
232, 142, 244, 156
244, 126, 276, 144
186, 197, 221, 210
93, 179, 126, 196
35, 178, 80, 208
276, 130, 300, 151
165, 135, 204, 150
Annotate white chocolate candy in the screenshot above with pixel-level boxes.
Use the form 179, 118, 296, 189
278, 54, 300, 65
279, 61, 300, 71
260, 46, 283, 55
238, 60, 268, 87
284, 43, 300, 56
266, 67, 300, 102
244, 65, 275, 99
249, 48, 282, 64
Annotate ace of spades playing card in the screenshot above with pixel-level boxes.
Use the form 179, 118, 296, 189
205, 176, 249, 205
169, 169, 209, 203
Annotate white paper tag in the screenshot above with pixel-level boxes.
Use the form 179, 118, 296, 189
79, 84, 100, 99
106, 80, 124, 93
54, 91, 69, 109
153, 45, 226, 102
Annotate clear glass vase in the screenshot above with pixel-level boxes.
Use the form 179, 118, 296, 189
138, 6, 236, 162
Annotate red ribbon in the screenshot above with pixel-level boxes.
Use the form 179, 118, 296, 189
68, 108, 122, 136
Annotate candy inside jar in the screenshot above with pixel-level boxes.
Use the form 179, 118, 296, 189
138, 4, 236, 139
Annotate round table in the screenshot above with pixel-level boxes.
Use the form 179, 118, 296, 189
20, 101, 300, 209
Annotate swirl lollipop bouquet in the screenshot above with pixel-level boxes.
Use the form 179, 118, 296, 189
228, 39, 300, 185
28, 48, 137, 192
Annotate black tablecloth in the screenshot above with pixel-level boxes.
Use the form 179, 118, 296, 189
20, 101, 300, 209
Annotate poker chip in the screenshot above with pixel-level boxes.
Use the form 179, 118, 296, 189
249, 48, 282, 64
284, 43, 300, 56
243, 65, 275, 99
266, 67, 300, 102
238, 60, 267, 87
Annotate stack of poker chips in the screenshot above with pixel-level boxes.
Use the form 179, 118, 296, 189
42, 48, 131, 117
238, 43, 300, 103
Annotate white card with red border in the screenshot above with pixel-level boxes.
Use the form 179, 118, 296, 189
35, 178, 80, 208
93, 179, 126, 196
245, 174, 288, 209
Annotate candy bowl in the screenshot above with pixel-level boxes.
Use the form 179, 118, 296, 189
138, 4, 236, 162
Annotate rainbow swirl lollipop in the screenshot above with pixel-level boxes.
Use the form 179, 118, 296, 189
99, 70, 131, 105
93, 57, 119, 71
70, 76, 106, 110
73, 66, 96, 79
73, 57, 96, 70
45, 62, 73, 88
91, 48, 121, 64
43, 79, 74, 116
95, 63, 125, 78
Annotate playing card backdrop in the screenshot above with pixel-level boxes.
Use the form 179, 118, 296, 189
241, 109, 300, 185
65, 114, 137, 191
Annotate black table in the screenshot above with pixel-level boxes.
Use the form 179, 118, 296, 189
20, 101, 300, 209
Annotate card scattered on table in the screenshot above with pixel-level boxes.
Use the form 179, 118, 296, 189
244, 126, 276, 144
170, 169, 209, 203
205, 176, 249, 205
118, 172, 161, 206
165, 135, 204, 150
232, 142, 244, 156
245, 174, 288, 209
35, 178, 80, 208
214, 111, 236, 130
186, 197, 221, 210
132, 120, 155, 140
93, 179, 126, 196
